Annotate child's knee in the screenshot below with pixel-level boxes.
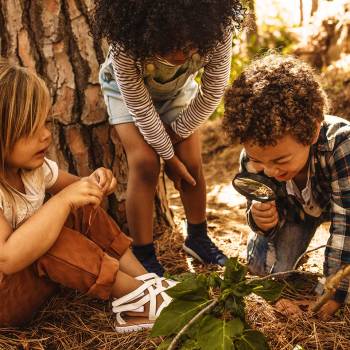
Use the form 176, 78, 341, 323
186, 161, 203, 183
246, 232, 269, 276
130, 155, 160, 185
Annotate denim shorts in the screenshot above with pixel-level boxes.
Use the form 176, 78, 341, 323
98, 59, 198, 126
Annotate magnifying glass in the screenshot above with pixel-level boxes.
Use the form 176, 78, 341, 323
232, 172, 279, 202
232, 172, 306, 229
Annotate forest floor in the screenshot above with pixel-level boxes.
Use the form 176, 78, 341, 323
1, 120, 350, 350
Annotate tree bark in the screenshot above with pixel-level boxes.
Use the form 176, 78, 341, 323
0, 0, 174, 233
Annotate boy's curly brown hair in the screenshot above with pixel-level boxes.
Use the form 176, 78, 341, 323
91, 0, 245, 60
223, 54, 328, 147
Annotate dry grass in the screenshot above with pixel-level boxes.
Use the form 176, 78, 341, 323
247, 295, 350, 349
2, 238, 350, 350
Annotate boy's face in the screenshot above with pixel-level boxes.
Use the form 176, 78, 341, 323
244, 134, 314, 182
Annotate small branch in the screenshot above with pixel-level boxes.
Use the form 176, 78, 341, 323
303, 244, 329, 256
247, 244, 335, 284
247, 269, 320, 284
167, 299, 218, 350
312, 265, 350, 313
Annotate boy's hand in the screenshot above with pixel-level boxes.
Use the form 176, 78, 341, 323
57, 178, 104, 210
275, 298, 342, 321
251, 200, 278, 233
275, 298, 305, 318
88, 167, 117, 196
163, 122, 183, 145
312, 299, 342, 321
165, 155, 196, 191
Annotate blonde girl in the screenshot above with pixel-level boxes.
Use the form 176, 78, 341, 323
0, 59, 175, 332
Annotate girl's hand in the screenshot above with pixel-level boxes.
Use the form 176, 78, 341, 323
165, 155, 196, 191
88, 167, 117, 196
56, 178, 104, 210
251, 200, 278, 233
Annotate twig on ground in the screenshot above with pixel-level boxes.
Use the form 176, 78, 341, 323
312, 265, 350, 313
247, 269, 320, 284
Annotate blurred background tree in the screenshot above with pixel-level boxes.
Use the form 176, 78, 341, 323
213, 0, 350, 119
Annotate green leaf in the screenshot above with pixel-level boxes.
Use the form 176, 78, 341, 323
229, 282, 254, 298
157, 338, 173, 350
196, 315, 243, 350
223, 258, 247, 286
151, 299, 211, 337
180, 339, 200, 350
248, 279, 284, 302
225, 296, 246, 320
228, 318, 245, 337
208, 272, 223, 289
166, 274, 209, 301
235, 330, 270, 350
165, 272, 196, 282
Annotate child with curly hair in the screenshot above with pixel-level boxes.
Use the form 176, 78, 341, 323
92, 0, 245, 275
0, 60, 176, 332
223, 54, 350, 320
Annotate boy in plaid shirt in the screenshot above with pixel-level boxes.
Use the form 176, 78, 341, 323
223, 54, 350, 320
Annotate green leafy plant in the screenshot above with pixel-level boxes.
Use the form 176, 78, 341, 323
151, 258, 284, 350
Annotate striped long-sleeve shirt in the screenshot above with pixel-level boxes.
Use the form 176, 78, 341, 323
111, 31, 233, 160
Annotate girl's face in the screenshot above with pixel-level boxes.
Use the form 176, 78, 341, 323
5, 118, 52, 172
161, 46, 198, 65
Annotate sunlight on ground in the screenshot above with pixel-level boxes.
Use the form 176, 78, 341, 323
207, 183, 246, 208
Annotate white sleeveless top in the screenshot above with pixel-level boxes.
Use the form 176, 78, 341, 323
0, 158, 59, 228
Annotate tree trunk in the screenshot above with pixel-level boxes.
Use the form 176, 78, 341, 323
299, 0, 304, 26
311, 0, 319, 17
0, 0, 174, 233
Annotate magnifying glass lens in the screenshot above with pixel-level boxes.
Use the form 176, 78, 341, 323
233, 177, 275, 201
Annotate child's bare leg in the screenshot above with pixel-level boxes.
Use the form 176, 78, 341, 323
114, 124, 164, 275
174, 131, 206, 223
174, 131, 227, 265
114, 123, 160, 245
111, 270, 144, 298
119, 249, 147, 277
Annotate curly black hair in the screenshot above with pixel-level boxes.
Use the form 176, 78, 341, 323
223, 54, 328, 147
91, 0, 245, 60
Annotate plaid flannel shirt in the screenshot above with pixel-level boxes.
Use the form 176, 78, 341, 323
240, 115, 350, 303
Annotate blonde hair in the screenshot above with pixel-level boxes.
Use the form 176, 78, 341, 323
0, 59, 51, 223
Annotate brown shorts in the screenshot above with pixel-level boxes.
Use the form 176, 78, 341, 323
0, 205, 132, 326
